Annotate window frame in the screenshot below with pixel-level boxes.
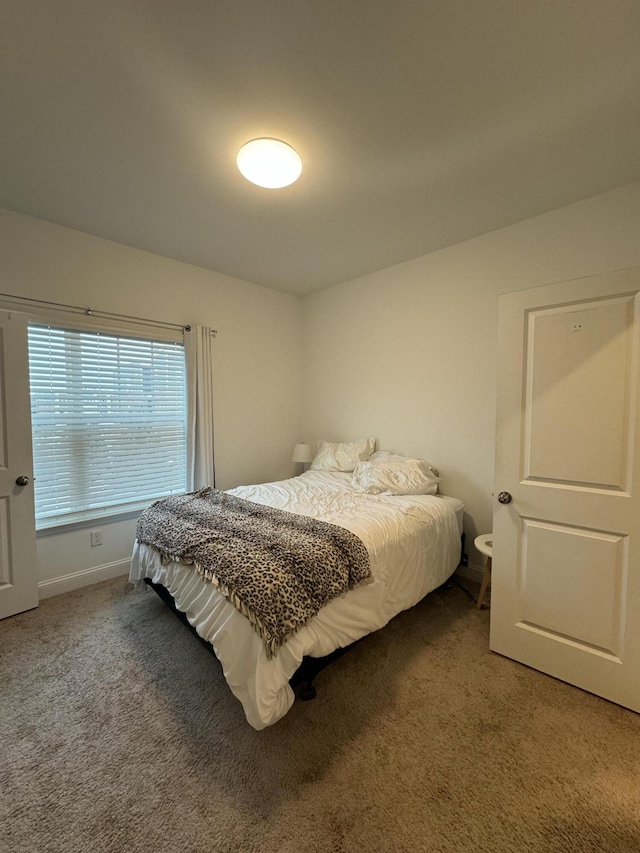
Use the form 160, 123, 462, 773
22, 307, 187, 533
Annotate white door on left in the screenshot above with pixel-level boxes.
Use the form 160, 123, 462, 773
0, 311, 38, 619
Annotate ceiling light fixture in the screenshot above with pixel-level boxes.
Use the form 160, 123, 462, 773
236, 138, 302, 189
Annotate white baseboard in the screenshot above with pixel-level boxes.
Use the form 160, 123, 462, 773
38, 558, 131, 600
455, 562, 484, 585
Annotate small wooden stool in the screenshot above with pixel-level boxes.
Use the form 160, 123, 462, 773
474, 534, 493, 609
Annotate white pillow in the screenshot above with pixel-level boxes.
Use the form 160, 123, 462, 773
352, 457, 440, 495
368, 450, 440, 478
310, 438, 376, 472
367, 450, 405, 463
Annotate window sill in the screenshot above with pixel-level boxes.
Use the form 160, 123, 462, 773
36, 508, 144, 537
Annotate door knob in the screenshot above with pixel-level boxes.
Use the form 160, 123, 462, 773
497, 491, 512, 504
15, 475, 30, 487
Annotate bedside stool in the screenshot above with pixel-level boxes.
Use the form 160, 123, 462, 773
474, 534, 493, 610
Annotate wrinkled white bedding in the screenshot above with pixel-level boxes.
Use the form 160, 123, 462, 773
130, 471, 463, 729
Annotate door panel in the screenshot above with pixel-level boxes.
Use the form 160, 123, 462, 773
0, 311, 38, 619
491, 267, 640, 712
518, 519, 625, 657
523, 296, 635, 490
0, 497, 13, 586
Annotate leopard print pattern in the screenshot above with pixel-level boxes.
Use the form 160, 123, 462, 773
136, 488, 371, 658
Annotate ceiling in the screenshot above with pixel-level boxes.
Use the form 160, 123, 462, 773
2, 1, 640, 296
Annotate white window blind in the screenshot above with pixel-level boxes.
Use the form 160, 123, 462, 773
28, 324, 187, 529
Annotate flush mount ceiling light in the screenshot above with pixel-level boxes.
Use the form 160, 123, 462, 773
236, 138, 302, 188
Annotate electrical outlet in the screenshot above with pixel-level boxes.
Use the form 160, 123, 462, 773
90, 529, 103, 547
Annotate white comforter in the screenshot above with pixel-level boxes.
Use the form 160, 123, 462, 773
130, 471, 462, 729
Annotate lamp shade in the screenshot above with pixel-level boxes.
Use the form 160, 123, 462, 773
292, 443, 313, 464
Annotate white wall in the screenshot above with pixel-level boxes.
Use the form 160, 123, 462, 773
6, 181, 640, 594
0, 208, 303, 594
301, 181, 640, 573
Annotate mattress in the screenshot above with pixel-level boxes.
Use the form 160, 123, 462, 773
130, 470, 463, 729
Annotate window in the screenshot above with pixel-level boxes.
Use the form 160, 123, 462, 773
28, 324, 187, 529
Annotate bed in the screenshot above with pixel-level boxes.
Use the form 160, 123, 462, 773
130, 467, 464, 730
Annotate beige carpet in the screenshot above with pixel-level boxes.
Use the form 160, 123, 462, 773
1, 577, 639, 853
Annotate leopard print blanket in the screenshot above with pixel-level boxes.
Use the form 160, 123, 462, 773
136, 488, 371, 658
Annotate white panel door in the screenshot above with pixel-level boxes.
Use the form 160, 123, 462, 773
491, 267, 640, 712
0, 311, 38, 619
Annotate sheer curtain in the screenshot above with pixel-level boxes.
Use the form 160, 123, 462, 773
185, 325, 216, 490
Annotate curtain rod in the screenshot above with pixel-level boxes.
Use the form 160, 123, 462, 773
0, 292, 216, 335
